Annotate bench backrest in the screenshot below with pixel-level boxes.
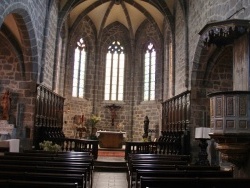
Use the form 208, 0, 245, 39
0, 179, 78, 188
140, 177, 250, 188
0, 171, 84, 188
135, 170, 233, 188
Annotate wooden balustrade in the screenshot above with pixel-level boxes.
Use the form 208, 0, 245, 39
41, 138, 99, 160
125, 133, 189, 160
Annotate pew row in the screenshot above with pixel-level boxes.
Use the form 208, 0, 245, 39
127, 154, 190, 187
0, 179, 78, 188
0, 151, 94, 188
0, 171, 84, 188
135, 169, 233, 188
140, 177, 250, 188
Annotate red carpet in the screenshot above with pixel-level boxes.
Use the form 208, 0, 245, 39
98, 150, 125, 157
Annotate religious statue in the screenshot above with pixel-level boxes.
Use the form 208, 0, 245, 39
143, 116, 149, 139
73, 114, 86, 138
1, 90, 10, 120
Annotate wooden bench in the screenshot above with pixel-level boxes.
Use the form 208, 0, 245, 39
5, 151, 91, 157
0, 154, 93, 163
140, 177, 250, 188
0, 155, 94, 173
127, 154, 191, 174
0, 151, 94, 187
0, 179, 79, 188
0, 164, 88, 188
135, 169, 233, 188
127, 154, 191, 167
126, 154, 191, 182
128, 162, 188, 188
0, 160, 92, 188
127, 154, 191, 161
0, 171, 84, 188
128, 164, 221, 188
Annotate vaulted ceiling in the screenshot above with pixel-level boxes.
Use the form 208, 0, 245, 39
2, 0, 176, 48
63, 0, 175, 36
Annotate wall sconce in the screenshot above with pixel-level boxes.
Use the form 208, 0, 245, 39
195, 127, 211, 166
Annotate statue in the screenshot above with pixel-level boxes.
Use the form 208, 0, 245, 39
1, 90, 10, 120
143, 116, 149, 139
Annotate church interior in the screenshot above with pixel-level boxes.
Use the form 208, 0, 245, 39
1, 0, 250, 187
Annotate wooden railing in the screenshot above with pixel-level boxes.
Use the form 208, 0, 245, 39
43, 138, 99, 159
125, 131, 190, 160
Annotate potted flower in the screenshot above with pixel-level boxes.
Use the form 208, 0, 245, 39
87, 114, 101, 140
39, 140, 62, 152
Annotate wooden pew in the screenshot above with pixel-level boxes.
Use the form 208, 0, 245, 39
128, 162, 187, 188
0, 154, 94, 176
135, 169, 233, 188
128, 164, 221, 188
0, 179, 79, 188
0, 152, 94, 188
127, 154, 191, 162
0, 154, 93, 163
0, 171, 84, 188
0, 164, 88, 188
0, 160, 92, 188
127, 154, 191, 173
5, 151, 91, 157
126, 154, 191, 184
127, 154, 191, 167
140, 177, 250, 188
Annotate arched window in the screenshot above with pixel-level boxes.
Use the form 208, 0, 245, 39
144, 43, 155, 101
72, 38, 86, 98
104, 41, 125, 101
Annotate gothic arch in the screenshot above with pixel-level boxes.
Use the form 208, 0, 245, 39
135, 20, 163, 102
190, 39, 234, 140
0, 4, 39, 82
99, 21, 131, 102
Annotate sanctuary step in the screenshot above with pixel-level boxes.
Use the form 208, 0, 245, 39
94, 157, 127, 172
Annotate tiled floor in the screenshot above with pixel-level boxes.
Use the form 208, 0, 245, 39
92, 172, 128, 188
92, 156, 128, 188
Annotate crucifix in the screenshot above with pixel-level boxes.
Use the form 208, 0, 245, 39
105, 104, 121, 126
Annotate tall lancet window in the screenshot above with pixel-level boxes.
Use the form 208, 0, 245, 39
72, 38, 86, 98
144, 43, 156, 101
104, 41, 125, 101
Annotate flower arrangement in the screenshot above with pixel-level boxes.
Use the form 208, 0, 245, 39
89, 114, 101, 125
39, 140, 62, 152
117, 122, 124, 131
86, 114, 101, 140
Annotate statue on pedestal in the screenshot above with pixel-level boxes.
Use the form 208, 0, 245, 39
1, 90, 10, 120
143, 116, 149, 140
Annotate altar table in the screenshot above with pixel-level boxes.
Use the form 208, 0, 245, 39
97, 131, 126, 148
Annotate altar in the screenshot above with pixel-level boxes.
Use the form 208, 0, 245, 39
96, 131, 126, 148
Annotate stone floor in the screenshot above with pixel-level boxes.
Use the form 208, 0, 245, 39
92, 156, 128, 188
92, 171, 127, 188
